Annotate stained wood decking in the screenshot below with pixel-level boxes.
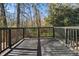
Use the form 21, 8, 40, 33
6, 38, 78, 56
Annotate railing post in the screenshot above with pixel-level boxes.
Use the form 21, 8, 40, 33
72, 29, 75, 48
74, 29, 79, 55
68, 29, 70, 44
70, 29, 72, 46
71, 29, 73, 47
76, 29, 78, 50
37, 27, 42, 56
69, 29, 71, 44
9, 29, 11, 48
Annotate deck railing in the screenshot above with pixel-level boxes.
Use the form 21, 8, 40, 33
0, 27, 54, 56
54, 27, 79, 54
0, 28, 24, 53
1, 27, 79, 55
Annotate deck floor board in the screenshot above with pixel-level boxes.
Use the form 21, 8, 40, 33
6, 38, 78, 56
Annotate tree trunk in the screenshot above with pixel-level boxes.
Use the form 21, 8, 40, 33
0, 3, 7, 27
17, 3, 20, 27
29, 4, 33, 27
32, 4, 41, 27
0, 3, 7, 51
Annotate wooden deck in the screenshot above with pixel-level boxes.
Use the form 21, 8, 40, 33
5, 38, 78, 56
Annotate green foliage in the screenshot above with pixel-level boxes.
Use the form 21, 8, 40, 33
45, 4, 79, 26
0, 20, 3, 27
63, 17, 70, 26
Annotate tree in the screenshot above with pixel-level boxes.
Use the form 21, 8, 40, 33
45, 3, 74, 26
0, 3, 7, 50
0, 3, 7, 27
17, 3, 20, 27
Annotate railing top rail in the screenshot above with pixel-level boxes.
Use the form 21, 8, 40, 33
0, 26, 79, 29
55, 26, 79, 29
0, 27, 54, 29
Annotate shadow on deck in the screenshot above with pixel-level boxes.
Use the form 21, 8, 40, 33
3, 38, 78, 56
